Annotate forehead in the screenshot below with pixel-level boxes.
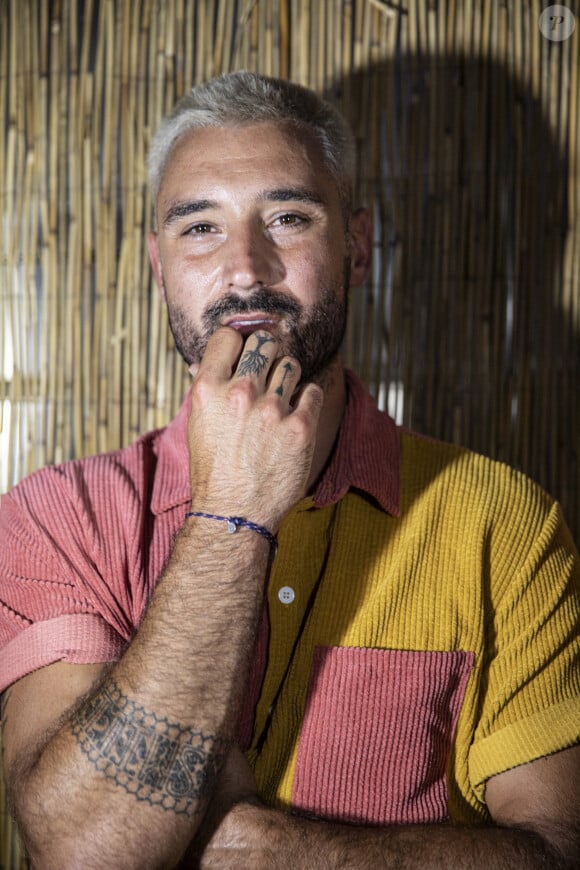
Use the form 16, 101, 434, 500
157, 121, 338, 206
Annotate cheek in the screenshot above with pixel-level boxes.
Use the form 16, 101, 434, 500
162, 259, 221, 309
297, 228, 347, 280
291, 246, 345, 298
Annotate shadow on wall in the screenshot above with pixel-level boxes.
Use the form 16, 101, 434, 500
327, 53, 579, 542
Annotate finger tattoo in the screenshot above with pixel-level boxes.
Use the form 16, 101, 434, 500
275, 362, 294, 396
237, 334, 276, 377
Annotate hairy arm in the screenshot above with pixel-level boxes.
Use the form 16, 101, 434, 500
2, 329, 322, 869
6, 526, 266, 869
190, 745, 580, 869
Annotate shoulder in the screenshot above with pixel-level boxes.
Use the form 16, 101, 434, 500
399, 427, 556, 518
4, 427, 161, 507
397, 428, 577, 575
0, 427, 165, 553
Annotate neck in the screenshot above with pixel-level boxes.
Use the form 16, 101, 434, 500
306, 358, 347, 492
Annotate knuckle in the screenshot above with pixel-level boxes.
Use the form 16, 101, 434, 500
260, 396, 284, 424
228, 378, 257, 407
191, 372, 217, 404
286, 411, 314, 442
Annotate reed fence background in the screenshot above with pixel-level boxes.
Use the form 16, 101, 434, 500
1, 1, 579, 866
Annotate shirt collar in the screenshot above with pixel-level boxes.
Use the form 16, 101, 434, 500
311, 369, 400, 515
150, 369, 401, 517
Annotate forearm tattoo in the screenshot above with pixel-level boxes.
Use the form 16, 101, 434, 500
237, 333, 275, 376
70, 681, 227, 815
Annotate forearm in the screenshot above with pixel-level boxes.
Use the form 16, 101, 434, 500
196, 801, 568, 870
9, 327, 322, 868
14, 520, 269, 869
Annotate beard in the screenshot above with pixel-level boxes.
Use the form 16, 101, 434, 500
166, 261, 350, 384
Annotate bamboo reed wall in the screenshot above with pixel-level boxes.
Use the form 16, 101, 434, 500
1, 1, 579, 866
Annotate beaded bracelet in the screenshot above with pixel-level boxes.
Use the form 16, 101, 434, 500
185, 511, 278, 560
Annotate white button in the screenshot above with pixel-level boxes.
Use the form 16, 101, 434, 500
278, 586, 295, 605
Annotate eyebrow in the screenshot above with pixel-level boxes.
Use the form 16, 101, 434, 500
258, 187, 327, 207
161, 187, 326, 228
162, 199, 217, 227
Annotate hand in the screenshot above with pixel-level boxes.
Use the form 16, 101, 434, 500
209, 742, 257, 810
182, 746, 262, 869
187, 327, 323, 531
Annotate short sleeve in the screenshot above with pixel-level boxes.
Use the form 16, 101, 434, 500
0, 467, 132, 693
469, 500, 580, 799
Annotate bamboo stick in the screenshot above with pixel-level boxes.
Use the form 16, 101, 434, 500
2, 6, 580, 860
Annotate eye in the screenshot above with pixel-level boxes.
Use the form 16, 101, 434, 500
184, 222, 215, 236
271, 213, 308, 228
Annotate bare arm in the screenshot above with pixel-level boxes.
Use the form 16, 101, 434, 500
2, 328, 322, 870
192, 744, 580, 869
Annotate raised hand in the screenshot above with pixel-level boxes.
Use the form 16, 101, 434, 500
187, 327, 324, 532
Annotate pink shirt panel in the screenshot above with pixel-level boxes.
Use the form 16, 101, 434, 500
0, 372, 400, 693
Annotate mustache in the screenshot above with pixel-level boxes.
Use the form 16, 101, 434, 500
203, 289, 301, 328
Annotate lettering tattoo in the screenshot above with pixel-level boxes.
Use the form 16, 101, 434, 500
237, 334, 275, 377
275, 361, 294, 396
70, 681, 227, 815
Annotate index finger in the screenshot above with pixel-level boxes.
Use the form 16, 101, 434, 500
197, 327, 244, 380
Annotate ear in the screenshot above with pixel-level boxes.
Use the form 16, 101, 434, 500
347, 208, 373, 287
147, 230, 166, 302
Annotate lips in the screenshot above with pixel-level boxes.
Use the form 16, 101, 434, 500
223, 314, 279, 336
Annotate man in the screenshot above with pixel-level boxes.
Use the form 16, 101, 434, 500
0, 72, 578, 868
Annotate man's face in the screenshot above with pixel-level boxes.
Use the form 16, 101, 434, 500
148, 121, 355, 383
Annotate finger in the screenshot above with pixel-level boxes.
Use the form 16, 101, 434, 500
268, 356, 301, 400
198, 327, 244, 379
292, 381, 324, 422
234, 330, 279, 381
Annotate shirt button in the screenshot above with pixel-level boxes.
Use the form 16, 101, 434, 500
278, 586, 295, 605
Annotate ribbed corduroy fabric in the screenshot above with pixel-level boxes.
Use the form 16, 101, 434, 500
0, 371, 578, 828
292, 647, 474, 824
245, 435, 579, 825
0, 372, 398, 693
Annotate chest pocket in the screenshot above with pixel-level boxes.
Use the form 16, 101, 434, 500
292, 646, 474, 824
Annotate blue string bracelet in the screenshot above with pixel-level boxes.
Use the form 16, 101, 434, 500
185, 511, 278, 560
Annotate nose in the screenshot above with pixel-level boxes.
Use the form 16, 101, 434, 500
223, 225, 284, 291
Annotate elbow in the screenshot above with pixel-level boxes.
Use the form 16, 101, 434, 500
16, 808, 189, 870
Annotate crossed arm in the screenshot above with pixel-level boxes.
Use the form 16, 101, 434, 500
180, 741, 579, 870
3, 666, 579, 869
1, 329, 579, 868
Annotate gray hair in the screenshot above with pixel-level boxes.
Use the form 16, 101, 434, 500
147, 71, 356, 212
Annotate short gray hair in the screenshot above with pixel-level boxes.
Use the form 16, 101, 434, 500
147, 71, 356, 212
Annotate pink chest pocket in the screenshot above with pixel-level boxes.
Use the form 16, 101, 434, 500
292, 646, 474, 824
